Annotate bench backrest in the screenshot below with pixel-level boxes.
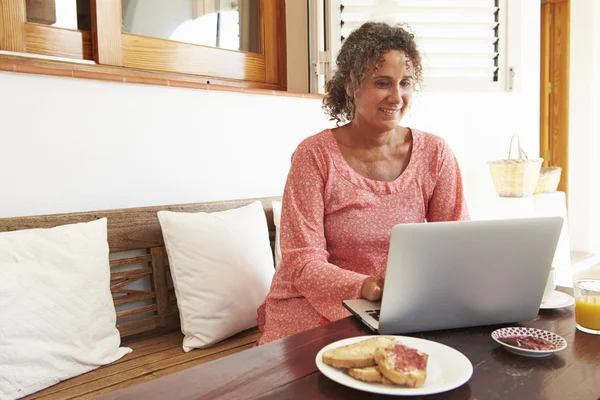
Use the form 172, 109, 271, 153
0, 197, 279, 339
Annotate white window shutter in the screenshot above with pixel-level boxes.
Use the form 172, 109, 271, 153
336, 0, 508, 90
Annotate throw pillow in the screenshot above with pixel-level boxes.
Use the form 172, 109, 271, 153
157, 201, 275, 352
0, 218, 131, 400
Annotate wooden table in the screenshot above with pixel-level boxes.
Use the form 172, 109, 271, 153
95, 287, 600, 400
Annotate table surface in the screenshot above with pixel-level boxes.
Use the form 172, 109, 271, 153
95, 287, 600, 400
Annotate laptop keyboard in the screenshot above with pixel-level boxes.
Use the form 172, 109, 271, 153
365, 309, 381, 321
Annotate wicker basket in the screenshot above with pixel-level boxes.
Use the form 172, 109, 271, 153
488, 135, 543, 197
534, 167, 562, 194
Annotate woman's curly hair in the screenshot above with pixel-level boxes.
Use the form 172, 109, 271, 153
322, 22, 422, 125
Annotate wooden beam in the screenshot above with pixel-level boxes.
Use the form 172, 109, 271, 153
91, 0, 123, 65
0, 0, 26, 52
263, 0, 286, 87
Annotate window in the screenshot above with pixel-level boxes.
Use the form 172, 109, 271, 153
115, 0, 272, 84
311, 0, 510, 93
0, 0, 93, 60
0, 0, 286, 91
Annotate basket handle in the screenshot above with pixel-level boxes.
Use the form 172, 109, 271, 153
508, 134, 529, 160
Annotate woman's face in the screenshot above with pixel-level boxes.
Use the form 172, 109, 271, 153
350, 50, 415, 133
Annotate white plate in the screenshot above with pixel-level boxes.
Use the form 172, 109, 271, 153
315, 335, 473, 396
491, 327, 567, 358
540, 290, 575, 309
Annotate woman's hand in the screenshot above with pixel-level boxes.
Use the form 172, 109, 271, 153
361, 270, 385, 301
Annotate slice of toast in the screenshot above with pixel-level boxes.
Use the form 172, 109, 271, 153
322, 337, 398, 369
347, 366, 398, 386
381, 375, 395, 386
374, 344, 428, 388
348, 366, 383, 383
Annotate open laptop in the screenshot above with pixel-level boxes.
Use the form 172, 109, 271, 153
343, 217, 564, 334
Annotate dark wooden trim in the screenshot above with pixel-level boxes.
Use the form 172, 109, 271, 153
117, 312, 181, 338
150, 246, 171, 316
110, 254, 154, 268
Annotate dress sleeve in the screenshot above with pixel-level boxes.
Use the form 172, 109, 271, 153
426, 140, 470, 222
278, 143, 369, 322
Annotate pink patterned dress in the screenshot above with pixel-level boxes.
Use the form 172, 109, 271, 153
256, 128, 469, 345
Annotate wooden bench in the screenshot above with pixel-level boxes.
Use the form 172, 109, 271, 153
0, 196, 279, 400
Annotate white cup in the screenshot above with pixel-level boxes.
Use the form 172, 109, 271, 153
542, 266, 557, 303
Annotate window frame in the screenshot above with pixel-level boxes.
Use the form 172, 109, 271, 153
0, 0, 287, 91
0, 0, 92, 60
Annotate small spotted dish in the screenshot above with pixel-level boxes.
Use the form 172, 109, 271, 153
491, 327, 567, 358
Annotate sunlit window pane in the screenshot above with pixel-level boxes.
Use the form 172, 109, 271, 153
122, 0, 260, 54
26, 0, 91, 31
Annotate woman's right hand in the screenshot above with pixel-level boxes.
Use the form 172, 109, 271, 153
362, 270, 385, 301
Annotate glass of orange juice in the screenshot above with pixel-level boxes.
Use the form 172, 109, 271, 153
574, 279, 600, 335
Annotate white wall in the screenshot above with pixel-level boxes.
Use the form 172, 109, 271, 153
0, 1, 541, 220
0, 73, 330, 217
569, 0, 600, 255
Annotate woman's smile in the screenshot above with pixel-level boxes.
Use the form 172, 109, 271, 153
378, 107, 401, 117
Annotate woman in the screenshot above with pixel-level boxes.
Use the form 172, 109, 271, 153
256, 22, 469, 345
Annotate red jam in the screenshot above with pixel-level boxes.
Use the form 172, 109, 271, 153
498, 335, 557, 350
392, 344, 428, 371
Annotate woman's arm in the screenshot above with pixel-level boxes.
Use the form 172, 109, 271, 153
278, 143, 371, 322
427, 140, 470, 222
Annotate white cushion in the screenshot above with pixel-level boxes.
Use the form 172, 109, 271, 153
0, 218, 131, 400
272, 200, 282, 268
157, 201, 275, 352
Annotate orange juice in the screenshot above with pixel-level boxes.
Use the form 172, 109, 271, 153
575, 295, 600, 330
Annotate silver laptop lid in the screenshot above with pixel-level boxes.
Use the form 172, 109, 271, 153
378, 217, 564, 335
